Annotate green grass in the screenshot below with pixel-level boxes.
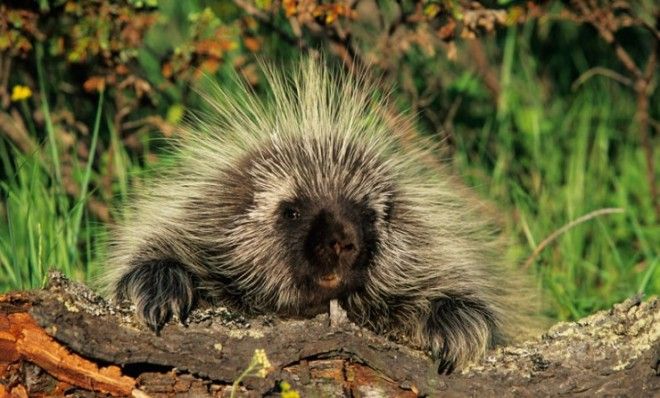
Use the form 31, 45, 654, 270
0, 23, 657, 322
453, 26, 658, 320
0, 62, 104, 289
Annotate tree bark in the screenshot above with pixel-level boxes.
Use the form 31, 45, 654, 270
1, 272, 658, 397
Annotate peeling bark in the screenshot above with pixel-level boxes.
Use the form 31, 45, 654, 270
1, 272, 658, 397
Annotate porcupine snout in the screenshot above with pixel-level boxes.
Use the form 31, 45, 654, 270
303, 207, 360, 289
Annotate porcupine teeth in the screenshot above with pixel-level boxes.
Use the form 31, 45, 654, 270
318, 273, 341, 289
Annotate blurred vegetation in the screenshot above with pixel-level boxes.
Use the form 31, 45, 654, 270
0, 0, 657, 321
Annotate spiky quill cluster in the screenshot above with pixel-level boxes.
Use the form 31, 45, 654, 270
103, 59, 536, 372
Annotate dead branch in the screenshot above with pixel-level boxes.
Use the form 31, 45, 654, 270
1, 272, 658, 397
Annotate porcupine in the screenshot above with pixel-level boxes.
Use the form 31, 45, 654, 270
103, 59, 536, 372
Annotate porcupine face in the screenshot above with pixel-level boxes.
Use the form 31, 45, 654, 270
276, 192, 376, 303
225, 135, 393, 313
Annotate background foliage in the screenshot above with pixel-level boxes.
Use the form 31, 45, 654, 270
0, 0, 658, 321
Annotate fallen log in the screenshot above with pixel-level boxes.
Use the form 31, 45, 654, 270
1, 272, 658, 397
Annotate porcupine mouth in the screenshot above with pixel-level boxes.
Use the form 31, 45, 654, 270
317, 273, 342, 289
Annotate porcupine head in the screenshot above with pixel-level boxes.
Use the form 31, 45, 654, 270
102, 57, 539, 372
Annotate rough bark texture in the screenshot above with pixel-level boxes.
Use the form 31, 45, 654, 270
1, 272, 658, 397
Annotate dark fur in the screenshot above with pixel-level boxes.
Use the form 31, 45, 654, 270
116, 259, 196, 331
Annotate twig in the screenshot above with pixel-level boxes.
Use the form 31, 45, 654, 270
467, 39, 501, 100
571, 66, 634, 90
571, 0, 643, 79
523, 208, 625, 269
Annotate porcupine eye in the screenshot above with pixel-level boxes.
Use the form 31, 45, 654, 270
282, 206, 301, 220
277, 200, 305, 223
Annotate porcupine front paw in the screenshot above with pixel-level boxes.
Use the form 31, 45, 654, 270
115, 259, 195, 332
427, 296, 497, 374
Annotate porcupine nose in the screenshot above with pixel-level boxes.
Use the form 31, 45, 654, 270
326, 225, 357, 257
319, 209, 358, 262
304, 208, 360, 277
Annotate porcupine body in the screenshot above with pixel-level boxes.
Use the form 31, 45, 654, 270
103, 59, 536, 371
